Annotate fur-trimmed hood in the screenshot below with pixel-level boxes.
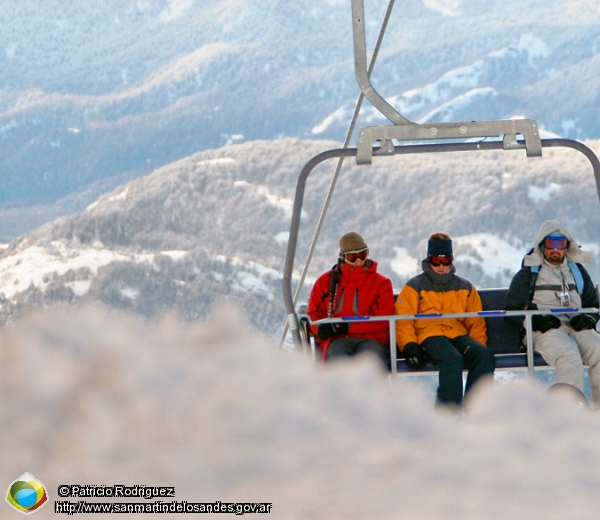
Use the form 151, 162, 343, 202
523, 219, 592, 266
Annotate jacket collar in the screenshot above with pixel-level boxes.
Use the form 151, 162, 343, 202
422, 258, 456, 285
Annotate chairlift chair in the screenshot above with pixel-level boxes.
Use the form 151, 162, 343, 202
282, 0, 600, 377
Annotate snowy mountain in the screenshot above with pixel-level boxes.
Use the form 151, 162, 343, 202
1, 137, 599, 336
2, 0, 600, 240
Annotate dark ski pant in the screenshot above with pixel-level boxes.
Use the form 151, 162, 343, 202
326, 337, 389, 370
421, 335, 496, 406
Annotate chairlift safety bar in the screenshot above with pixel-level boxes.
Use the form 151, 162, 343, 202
303, 307, 600, 378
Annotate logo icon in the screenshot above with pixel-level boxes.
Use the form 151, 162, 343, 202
6, 473, 48, 515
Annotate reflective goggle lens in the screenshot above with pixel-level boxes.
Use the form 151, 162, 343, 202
345, 250, 369, 263
429, 255, 452, 267
543, 237, 568, 250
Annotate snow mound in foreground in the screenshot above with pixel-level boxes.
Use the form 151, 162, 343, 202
1, 303, 599, 519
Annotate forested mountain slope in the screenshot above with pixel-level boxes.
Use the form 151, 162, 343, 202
1, 137, 598, 335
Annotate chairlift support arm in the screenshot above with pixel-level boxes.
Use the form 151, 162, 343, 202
351, 0, 410, 126
351, 0, 542, 164
357, 119, 542, 164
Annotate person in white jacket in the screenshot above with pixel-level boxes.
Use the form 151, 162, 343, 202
505, 220, 600, 406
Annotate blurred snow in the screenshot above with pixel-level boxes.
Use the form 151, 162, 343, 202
2, 303, 600, 519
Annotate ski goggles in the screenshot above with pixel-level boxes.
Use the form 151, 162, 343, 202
343, 248, 369, 264
542, 236, 568, 250
429, 255, 453, 267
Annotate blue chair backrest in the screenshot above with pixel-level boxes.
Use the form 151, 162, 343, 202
478, 288, 523, 354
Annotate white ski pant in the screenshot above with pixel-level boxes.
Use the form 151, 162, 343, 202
534, 325, 600, 405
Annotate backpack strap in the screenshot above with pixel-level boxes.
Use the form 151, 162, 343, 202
528, 262, 585, 301
528, 265, 540, 305
567, 261, 585, 295
327, 262, 342, 318
316, 263, 341, 308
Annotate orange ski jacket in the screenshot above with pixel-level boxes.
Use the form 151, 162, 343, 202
395, 262, 487, 350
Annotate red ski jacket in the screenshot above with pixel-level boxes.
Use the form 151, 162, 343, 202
308, 260, 395, 356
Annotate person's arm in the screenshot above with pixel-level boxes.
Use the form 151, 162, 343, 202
504, 267, 535, 327
373, 277, 396, 316
395, 284, 420, 350
307, 273, 330, 338
465, 287, 487, 345
580, 264, 599, 310
570, 264, 599, 328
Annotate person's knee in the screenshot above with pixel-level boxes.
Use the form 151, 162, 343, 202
423, 338, 462, 367
326, 339, 352, 359
477, 348, 496, 372
576, 332, 600, 366
556, 346, 584, 369
536, 332, 580, 365
357, 339, 385, 355
441, 348, 464, 371
356, 340, 389, 367
551, 348, 585, 390
587, 349, 600, 368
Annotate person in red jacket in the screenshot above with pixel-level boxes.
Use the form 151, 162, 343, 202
308, 231, 395, 367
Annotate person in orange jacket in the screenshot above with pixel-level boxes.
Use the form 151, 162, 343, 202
395, 232, 495, 407
308, 231, 395, 367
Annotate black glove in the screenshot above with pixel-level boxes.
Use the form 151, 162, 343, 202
532, 314, 561, 333
317, 322, 349, 340
570, 314, 597, 332
403, 342, 426, 370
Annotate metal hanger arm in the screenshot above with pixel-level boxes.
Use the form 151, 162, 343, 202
351, 0, 414, 126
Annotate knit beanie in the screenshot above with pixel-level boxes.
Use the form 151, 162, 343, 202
427, 239, 453, 256
339, 231, 368, 253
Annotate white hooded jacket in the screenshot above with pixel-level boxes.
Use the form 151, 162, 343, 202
525, 220, 592, 321
523, 219, 592, 267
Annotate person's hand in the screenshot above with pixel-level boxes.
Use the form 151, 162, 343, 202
317, 322, 349, 340
532, 314, 561, 333
403, 342, 426, 370
570, 314, 597, 332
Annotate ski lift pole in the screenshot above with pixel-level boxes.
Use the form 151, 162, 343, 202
351, 0, 412, 126
278, 0, 397, 350
543, 139, 600, 201
524, 313, 535, 381
283, 148, 357, 348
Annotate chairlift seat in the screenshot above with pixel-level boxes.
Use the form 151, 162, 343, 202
299, 287, 549, 372
395, 287, 548, 372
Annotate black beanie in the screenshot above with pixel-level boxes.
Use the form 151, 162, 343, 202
428, 239, 453, 256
